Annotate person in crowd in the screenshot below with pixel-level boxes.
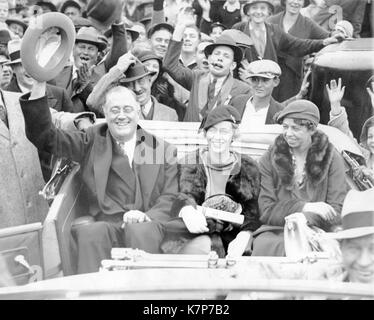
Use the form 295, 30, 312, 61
267, 0, 329, 102
326, 77, 374, 182
0, 29, 11, 55
20, 78, 179, 274
330, 188, 374, 284
0, 0, 9, 30
231, 59, 285, 129
164, 105, 261, 257
232, 0, 343, 64
104, 24, 139, 50
131, 21, 147, 42
87, 52, 178, 121
252, 99, 349, 256
5, 14, 28, 38
60, 0, 82, 20
194, 38, 214, 72
123, 0, 148, 23
164, 7, 250, 122
148, 22, 174, 59
0, 53, 12, 89
180, 24, 200, 70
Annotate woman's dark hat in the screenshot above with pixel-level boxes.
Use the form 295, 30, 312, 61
147, 22, 174, 38
204, 33, 243, 63
60, 0, 81, 14
275, 99, 320, 126
200, 105, 241, 132
119, 60, 156, 83
243, 0, 274, 15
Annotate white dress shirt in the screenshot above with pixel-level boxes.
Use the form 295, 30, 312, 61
239, 97, 269, 131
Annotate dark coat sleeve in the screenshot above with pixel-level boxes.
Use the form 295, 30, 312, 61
19, 94, 94, 163
274, 25, 325, 57
163, 40, 196, 91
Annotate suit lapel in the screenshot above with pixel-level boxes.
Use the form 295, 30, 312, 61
2, 91, 23, 141
197, 73, 210, 112
93, 129, 113, 207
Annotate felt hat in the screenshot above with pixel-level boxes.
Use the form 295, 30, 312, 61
75, 26, 107, 51
72, 16, 93, 31
204, 33, 243, 63
243, 0, 274, 15
276, 99, 320, 126
119, 60, 156, 83
135, 50, 162, 67
5, 15, 28, 32
104, 24, 140, 42
60, 0, 81, 13
86, 0, 122, 31
329, 188, 374, 240
0, 29, 11, 45
200, 104, 241, 132
247, 59, 282, 78
36, 1, 58, 12
5, 39, 22, 65
147, 22, 174, 38
221, 29, 253, 49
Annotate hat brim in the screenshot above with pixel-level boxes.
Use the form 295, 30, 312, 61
243, 1, 274, 15
247, 73, 278, 79
119, 70, 156, 83
4, 58, 22, 65
204, 43, 243, 63
75, 38, 107, 51
5, 19, 28, 31
325, 227, 374, 240
147, 23, 174, 38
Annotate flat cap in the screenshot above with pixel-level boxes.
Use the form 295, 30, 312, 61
247, 59, 281, 78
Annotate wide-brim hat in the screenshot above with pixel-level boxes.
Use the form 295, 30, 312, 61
221, 29, 253, 49
60, 0, 81, 13
147, 23, 174, 38
4, 39, 22, 65
327, 188, 374, 240
243, 0, 274, 15
86, 0, 122, 30
75, 26, 107, 51
104, 25, 140, 42
5, 17, 28, 32
204, 34, 243, 63
119, 61, 156, 83
36, 1, 58, 12
275, 99, 320, 126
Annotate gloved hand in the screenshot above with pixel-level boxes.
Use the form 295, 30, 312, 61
179, 205, 209, 234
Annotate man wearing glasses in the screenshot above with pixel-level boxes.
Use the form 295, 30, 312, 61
19, 77, 179, 274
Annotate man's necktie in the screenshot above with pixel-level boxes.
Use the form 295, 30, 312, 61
207, 78, 217, 102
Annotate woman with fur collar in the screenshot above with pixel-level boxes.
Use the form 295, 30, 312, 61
166, 105, 261, 257
252, 99, 349, 256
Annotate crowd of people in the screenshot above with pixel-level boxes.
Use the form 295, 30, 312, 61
0, 0, 373, 288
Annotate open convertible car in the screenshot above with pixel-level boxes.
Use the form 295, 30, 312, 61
0, 119, 372, 300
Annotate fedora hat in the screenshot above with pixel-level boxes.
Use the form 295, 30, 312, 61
60, 0, 81, 14
119, 61, 156, 83
76, 26, 107, 51
328, 188, 374, 240
36, 1, 58, 12
104, 24, 140, 42
243, 0, 274, 15
204, 33, 243, 63
0, 29, 11, 45
147, 23, 174, 38
221, 29, 253, 49
86, 0, 122, 31
20, 12, 76, 82
6, 15, 28, 32
135, 50, 162, 66
5, 39, 22, 65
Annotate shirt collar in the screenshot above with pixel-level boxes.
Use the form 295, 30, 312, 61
142, 98, 153, 117
249, 22, 266, 32
114, 133, 137, 168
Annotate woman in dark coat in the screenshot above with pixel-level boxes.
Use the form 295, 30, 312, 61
164, 105, 261, 257
267, 0, 329, 102
252, 99, 349, 256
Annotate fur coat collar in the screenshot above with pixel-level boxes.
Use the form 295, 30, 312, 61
271, 130, 334, 187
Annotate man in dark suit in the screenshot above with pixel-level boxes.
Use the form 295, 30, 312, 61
20, 79, 179, 274
231, 59, 285, 129
163, 8, 251, 122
